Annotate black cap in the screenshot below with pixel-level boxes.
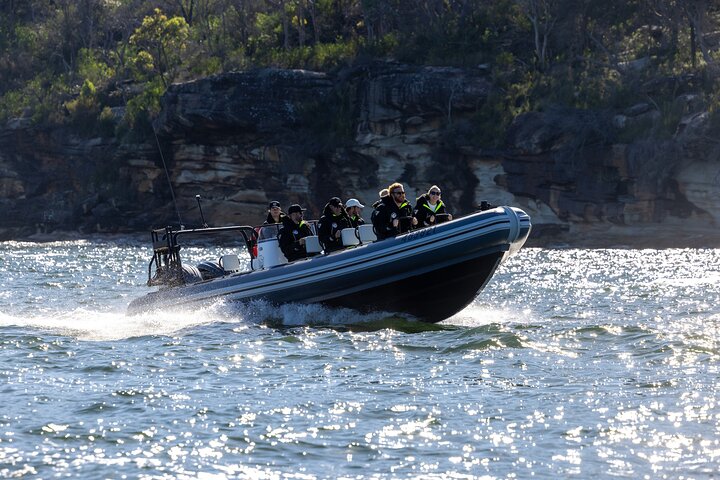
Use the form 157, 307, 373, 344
268, 200, 281, 209
328, 197, 343, 207
288, 204, 305, 214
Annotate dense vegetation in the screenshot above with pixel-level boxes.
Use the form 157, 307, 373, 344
1, 0, 719, 143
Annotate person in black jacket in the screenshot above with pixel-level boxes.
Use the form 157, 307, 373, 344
278, 204, 313, 261
370, 189, 388, 235
264, 200, 286, 225
372, 182, 417, 240
414, 185, 452, 227
345, 198, 366, 228
318, 197, 352, 253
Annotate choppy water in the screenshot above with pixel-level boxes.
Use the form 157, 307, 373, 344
1, 238, 719, 478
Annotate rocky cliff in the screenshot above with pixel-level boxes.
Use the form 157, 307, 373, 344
1, 63, 718, 246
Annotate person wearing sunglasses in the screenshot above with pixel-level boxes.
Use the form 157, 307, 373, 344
371, 182, 418, 240
414, 185, 452, 227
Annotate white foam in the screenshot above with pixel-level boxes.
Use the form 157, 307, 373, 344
220, 299, 406, 328
0, 301, 243, 341
442, 303, 535, 327
0, 297, 411, 339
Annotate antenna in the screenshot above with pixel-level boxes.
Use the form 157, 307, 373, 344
153, 127, 183, 227
196, 194, 208, 228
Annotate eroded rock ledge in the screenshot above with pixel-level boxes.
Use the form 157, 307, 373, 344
0, 63, 718, 247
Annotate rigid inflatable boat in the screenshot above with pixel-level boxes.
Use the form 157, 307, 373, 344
127, 206, 531, 322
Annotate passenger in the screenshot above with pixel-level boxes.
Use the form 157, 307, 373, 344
372, 182, 417, 240
345, 198, 366, 228
253, 201, 285, 256
414, 185, 453, 227
376, 188, 389, 204
264, 200, 286, 225
370, 189, 389, 228
318, 197, 352, 253
278, 204, 312, 261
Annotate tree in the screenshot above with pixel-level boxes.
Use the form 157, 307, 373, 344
516, 0, 558, 71
171, 0, 195, 26
681, 0, 719, 74
129, 8, 190, 87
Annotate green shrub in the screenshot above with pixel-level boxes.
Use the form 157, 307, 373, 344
188, 55, 223, 77
260, 40, 359, 71
470, 92, 513, 148
0, 90, 27, 122
121, 79, 165, 139
310, 41, 358, 70
77, 49, 115, 88
0, 74, 71, 125
129, 51, 155, 82
64, 79, 101, 133
97, 106, 117, 138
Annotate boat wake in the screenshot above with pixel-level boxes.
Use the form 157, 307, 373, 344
0, 308, 229, 341
0, 300, 409, 340
217, 299, 436, 332
0, 298, 528, 340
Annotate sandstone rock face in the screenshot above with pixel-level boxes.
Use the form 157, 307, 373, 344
503, 108, 719, 245
149, 63, 494, 225
0, 63, 718, 246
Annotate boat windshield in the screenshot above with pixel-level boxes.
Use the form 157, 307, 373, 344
255, 221, 319, 241
257, 225, 281, 241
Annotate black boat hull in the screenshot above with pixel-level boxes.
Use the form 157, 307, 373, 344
321, 249, 505, 322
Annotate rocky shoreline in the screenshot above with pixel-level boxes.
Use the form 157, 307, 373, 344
1, 63, 718, 247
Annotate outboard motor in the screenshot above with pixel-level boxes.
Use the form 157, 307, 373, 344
197, 261, 224, 280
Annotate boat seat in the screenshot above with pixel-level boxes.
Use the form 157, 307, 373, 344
219, 254, 241, 273
358, 224, 377, 243
341, 228, 360, 246
256, 238, 288, 268
305, 235, 322, 254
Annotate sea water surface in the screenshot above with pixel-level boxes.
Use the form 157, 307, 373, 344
0, 238, 719, 479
